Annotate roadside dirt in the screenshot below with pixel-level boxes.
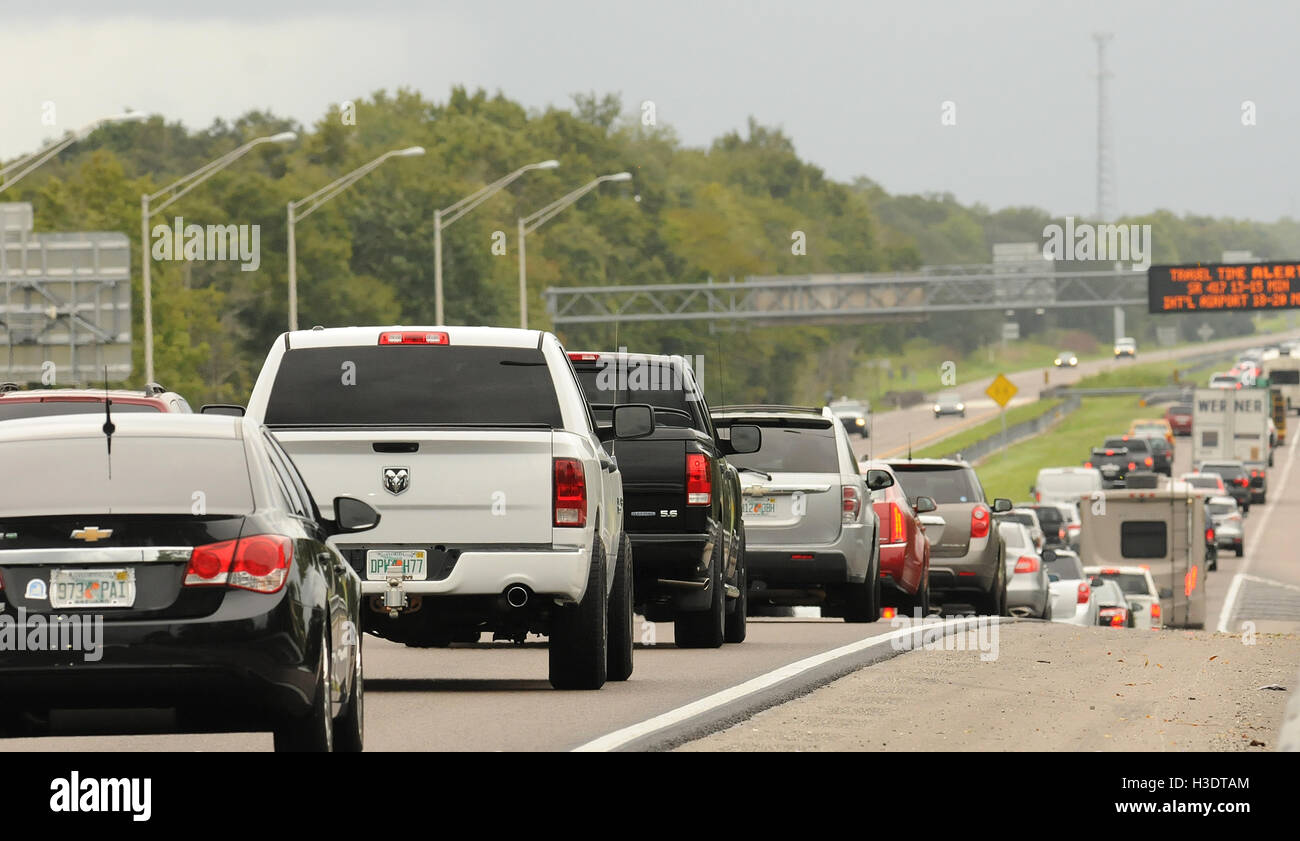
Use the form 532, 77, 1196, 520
678, 622, 1300, 751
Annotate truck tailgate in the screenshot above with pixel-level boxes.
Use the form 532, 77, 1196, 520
272, 428, 555, 544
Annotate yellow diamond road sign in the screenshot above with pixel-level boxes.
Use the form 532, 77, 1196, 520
986, 374, 1018, 408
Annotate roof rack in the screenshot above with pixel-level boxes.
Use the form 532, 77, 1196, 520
713, 404, 821, 414
143, 382, 166, 396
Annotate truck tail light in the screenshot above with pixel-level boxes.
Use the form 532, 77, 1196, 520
1206, 527, 1215, 543
567, 352, 601, 362
686, 453, 712, 506
1144, 457, 1153, 467
1077, 582, 1090, 604
553, 458, 587, 527
1014, 555, 1039, 573
970, 504, 990, 539
841, 485, 862, 524
1151, 602, 1162, 622
378, 331, 449, 345
185, 534, 292, 594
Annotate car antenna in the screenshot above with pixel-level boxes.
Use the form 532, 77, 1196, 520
907, 433, 912, 461
102, 367, 115, 478
715, 334, 726, 408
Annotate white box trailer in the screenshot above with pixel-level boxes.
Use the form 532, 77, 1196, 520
1264, 356, 1300, 415
1191, 387, 1270, 467
1078, 485, 1209, 629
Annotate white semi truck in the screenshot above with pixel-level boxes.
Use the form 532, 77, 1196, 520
1191, 387, 1270, 467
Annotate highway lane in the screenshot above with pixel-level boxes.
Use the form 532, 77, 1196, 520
852, 330, 1300, 463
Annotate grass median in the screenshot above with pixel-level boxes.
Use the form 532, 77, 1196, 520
913, 398, 1064, 459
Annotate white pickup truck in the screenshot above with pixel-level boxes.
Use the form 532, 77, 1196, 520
243, 326, 654, 689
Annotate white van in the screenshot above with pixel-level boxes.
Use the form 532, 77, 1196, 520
1031, 467, 1103, 506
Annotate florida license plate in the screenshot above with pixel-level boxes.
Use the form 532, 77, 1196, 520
50, 568, 136, 608
366, 549, 428, 581
746, 497, 778, 517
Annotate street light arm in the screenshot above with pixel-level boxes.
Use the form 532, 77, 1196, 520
440, 159, 558, 227
0, 135, 79, 191
522, 175, 621, 234
290, 150, 401, 221
148, 133, 289, 217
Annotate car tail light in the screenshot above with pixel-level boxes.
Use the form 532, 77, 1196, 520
1035, 491, 1041, 502
842, 485, 862, 524
1083, 462, 1093, 468
1100, 567, 1120, 575
1105, 449, 1115, 456
1099, 606, 1127, 627
1058, 528, 1066, 540
881, 502, 905, 543
686, 453, 712, 506
378, 331, 448, 345
881, 607, 896, 620
1236, 477, 1249, 487
1128, 462, 1136, 470
1144, 457, 1153, 467
970, 504, 991, 539
1151, 602, 1162, 622
1206, 527, 1215, 543
1068, 523, 1081, 534
1077, 582, 1090, 604
554, 457, 587, 526
1014, 555, 1039, 573
567, 352, 601, 362
184, 535, 292, 594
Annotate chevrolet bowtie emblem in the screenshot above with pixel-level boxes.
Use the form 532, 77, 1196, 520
71, 526, 113, 542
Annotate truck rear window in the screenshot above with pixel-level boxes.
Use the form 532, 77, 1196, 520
1119, 521, 1167, 558
0, 401, 160, 421
890, 464, 984, 505
264, 346, 563, 427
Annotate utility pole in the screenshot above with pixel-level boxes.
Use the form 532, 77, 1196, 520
1093, 32, 1115, 222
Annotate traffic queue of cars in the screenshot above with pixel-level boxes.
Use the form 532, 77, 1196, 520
0, 325, 1235, 750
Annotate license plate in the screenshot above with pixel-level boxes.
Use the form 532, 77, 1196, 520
746, 497, 778, 517
1101, 465, 1119, 475
366, 549, 428, 581
50, 568, 135, 608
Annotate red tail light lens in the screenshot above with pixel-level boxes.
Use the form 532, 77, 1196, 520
1151, 602, 1162, 621
686, 453, 712, 506
378, 331, 449, 345
1144, 457, 1154, 467
842, 485, 862, 524
890, 502, 904, 541
185, 535, 292, 593
554, 457, 587, 526
1058, 528, 1066, 540
1206, 527, 1215, 543
1128, 462, 1136, 470
1084, 462, 1093, 468
1014, 555, 1039, 573
1077, 582, 1090, 604
567, 352, 600, 362
970, 504, 990, 539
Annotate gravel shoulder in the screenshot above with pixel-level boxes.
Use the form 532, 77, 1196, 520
678, 622, 1300, 752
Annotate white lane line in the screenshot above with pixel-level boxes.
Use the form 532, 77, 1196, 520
573, 615, 1004, 752
1215, 430, 1300, 633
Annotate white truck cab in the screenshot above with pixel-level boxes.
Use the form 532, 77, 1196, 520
244, 326, 654, 689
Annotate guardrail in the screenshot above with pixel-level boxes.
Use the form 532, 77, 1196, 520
937, 396, 1082, 463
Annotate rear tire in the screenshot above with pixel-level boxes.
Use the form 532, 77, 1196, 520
675, 543, 726, 648
274, 632, 334, 752
549, 539, 609, 690
1235, 544, 1244, 558
334, 627, 364, 753
725, 531, 748, 644
607, 532, 635, 681
844, 545, 881, 623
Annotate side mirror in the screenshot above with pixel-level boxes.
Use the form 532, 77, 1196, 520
612, 404, 655, 440
1158, 587, 1173, 600
1041, 548, 1057, 563
1088, 575, 1103, 588
866, 469, 896, 492
200, 404, 246, 417
912, 495, 936, 513
332, 496, 380, 534
721, 424, 762, 455
992, 497, 1013, 513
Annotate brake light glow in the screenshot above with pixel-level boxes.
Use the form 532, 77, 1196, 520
1105, 450, 1115, 456
881, 607, 896, 620
686, 453, 712, 506
970, 504, 990, 539
1077, 582, 1090, 604
553, 458, 587, 527
1144, 457, 1153, 467
184, 535, 292, 594
842, 485, 862, 524
1128, 462, 1136, 470
1084, 462, 1093, 468
791, 553, 814, 560
567, 352, 600, 362
378, 331, 449, 345
1151, 602, 1162, 622
1206, 527, 1215, 543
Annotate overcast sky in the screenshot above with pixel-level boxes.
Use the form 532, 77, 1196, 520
3, 0, 1297, 221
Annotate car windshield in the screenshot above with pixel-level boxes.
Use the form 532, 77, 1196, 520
1031, 506, 1063, 528
1004, 512, 1036, 528
890, 464, 984, 504
1104, 437, 1148, 452
0, 401, 161, 420
997, 522, 1031, 550
1045, 554, 1084, 579
937, 391, 960, 403
265, 346, 564, 427
1186, 476, 1221, 489
1094, 571, 1152, 597
1208, 501, 1237, 516
1202, 463, 1246, 479
726, 423, 839, 474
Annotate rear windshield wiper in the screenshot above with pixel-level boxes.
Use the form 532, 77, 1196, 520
738, 467, 772, 481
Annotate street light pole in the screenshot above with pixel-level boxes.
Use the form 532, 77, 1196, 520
516, 172, 632, 329
140, 130, 296, 383
286, 145, 425, 331
434, 158, 558, 324
0, 111, 145, 195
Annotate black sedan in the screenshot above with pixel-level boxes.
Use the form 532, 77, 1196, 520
0, 413, 378, 751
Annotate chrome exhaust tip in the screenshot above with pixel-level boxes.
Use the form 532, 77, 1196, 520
505, 585, 530, 608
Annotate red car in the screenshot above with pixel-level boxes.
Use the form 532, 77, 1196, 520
0, 383, 194, 418
1164, 403, 1193, 436
861, 460, 935, 616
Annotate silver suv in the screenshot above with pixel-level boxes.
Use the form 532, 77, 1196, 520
886, 459, 1011, 614
712, 405, 888, 622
